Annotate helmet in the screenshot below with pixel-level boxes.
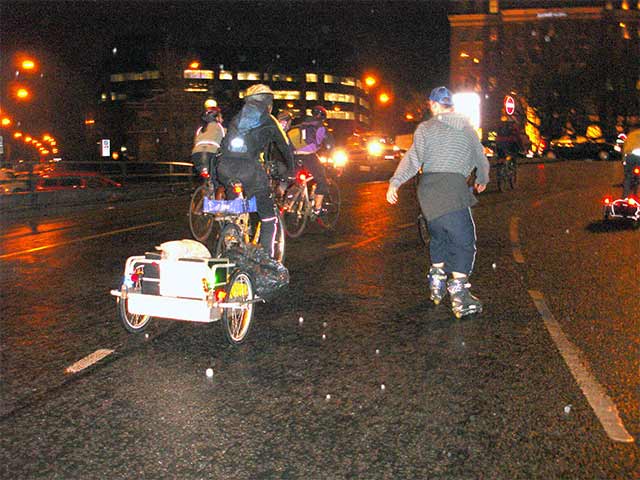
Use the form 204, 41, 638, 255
311, 105, 327, 120
201, 108, 220, 123
204, 98, 218, 110
277, 110, 294, 122
245, 84, 274, 97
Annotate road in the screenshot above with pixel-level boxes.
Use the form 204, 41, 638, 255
1, 161, 638, 479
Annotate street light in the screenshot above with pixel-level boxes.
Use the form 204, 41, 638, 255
1, 117, 11, 127
16, 87, 30, 100
378, 92, 391, 104
21, 59, 36, 71
365, 75, 377, 88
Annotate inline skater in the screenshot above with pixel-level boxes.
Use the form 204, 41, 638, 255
216, 84, 295, 258
622, 127, 640, 198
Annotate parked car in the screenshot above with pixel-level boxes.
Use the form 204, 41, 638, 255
34, 171, 121, 191
539, 135, 622, 161
0, 169, 29, 194
326, 132, 404, 178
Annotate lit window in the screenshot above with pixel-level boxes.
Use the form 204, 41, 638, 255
323, 74, 337, 84
324, 92, 355, 103
356, 79, 363, 89
327, 110, 355, 120
306, 91, 318, 100
359, 97, 370, 109
340, 77, 356, 86
272, 73, 299, 82
101, 93, 108, 101
306, 73, 318, 82
219, 70, 233, 80
238, 71, 261, 81
183, 69, 214, 79
359, 113, 370, 123
273, 90, 301, 100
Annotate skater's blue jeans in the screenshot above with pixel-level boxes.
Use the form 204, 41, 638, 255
427, 207, 477, 276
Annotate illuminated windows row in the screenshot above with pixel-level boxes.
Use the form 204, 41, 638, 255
239, 90, 357, 103
181, 70, 361, 87
110, 71, 161, 82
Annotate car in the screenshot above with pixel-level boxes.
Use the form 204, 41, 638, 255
35, 171, 122, 192
325, 132, 404, 178
0, 169, 29, 194
539, 135, 622, 161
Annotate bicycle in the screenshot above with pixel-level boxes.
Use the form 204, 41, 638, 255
495, 153, 518, 192
278, 169, 341, 238
213, 182, 286, 263
188, 164, 224, 243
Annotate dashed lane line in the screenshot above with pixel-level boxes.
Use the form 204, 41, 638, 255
0, 221, 167, 259
65, 349, 114, 374
528, 290, 634, 443
327, 241, 351, 250
509, 216, 525, 264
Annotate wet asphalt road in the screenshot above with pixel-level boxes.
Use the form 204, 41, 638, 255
0, 161, 638, 479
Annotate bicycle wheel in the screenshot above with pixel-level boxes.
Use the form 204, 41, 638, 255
221, 269, 255, 345
189, 184, 215, 242
215, 223, 244, 257
496, 163, 505, 192
508, 165, 516, 189
318, 177, 341, 229
281, 185, 309, 238
117, 288, 152, 334
273, 209, 286, 263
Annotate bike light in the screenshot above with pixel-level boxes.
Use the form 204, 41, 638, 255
332, 149, 348, 167
629, 197, 638, 206
603, 196, 612, 205
200, 171, 210, 179
297, 171, 310, 183
633, 167, 640, 175
233, 184, 243, 194
214, 288, 227, 303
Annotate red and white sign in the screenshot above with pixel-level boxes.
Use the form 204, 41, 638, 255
504, 95, 515, 116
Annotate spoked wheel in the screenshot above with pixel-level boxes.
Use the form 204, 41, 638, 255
281, 185, 308, 238
273, 209, 286, 263
215, 223, 244, 257
221, 270, 255, 345
508, 166, 516, 189
417, 213, 429, 246
189, 184, 216, 242
318, 177, 341, 229
117, 287, 152, 333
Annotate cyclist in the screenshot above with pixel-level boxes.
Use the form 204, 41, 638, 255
293, 105, 331, 218
191, 105, 225, 182
216, 84, 295, 258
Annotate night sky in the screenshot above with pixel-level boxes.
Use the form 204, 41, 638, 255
1, 0, 452, 98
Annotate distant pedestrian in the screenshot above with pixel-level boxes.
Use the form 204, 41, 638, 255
622, 127, 640, 198
386, 86, 490, 318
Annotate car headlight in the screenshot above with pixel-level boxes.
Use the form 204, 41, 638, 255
332, 149, 348, 167
367, 141, 383, 156
614, 145, 621, 152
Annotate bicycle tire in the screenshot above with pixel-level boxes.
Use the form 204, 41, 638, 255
221, 269, 255, 345
274, 209, 286, 263
189, 185, 215, 242
282, 185, 308, 238
318, 177, 341, 229
215, 222, 244, 257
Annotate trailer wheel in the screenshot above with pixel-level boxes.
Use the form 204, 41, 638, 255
117, 287, 152, 333
221, 270, 255, 345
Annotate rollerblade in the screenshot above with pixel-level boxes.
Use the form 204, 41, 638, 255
427, 266, 447, 305
447, 277, 483, 319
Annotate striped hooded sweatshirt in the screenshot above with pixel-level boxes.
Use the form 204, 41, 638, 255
389, 112, 490, 221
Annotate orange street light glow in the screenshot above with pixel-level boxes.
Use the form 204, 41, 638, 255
85, 119, 95, 125
16, 88, 30, 99
378, 92, 390, 104
1, 117, 11, 127
365, 76, 377, 87
189, 61, 200, 69
14, 132, 23, 138
405, 113, 414, 121
21, 59, 36, 70
25, 136, 32, 142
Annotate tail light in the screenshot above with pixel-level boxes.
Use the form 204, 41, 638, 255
233, 183, 243, 194
297, 170, 311, 183
633, 167, 640, 175
603, 196, 612, 205
200, 171, 210, 179
214, 288, 227, 303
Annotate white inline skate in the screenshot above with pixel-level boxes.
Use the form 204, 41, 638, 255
427, 266, 447, 305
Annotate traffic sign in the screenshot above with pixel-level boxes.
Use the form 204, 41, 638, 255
504, 95, 515, 116
101, 139, 110, 157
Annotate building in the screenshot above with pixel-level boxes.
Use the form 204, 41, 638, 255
449, 0, 640, 143
100, 47, 372, 163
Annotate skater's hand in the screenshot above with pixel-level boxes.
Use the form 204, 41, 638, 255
475, 183, 486, 193
386, 184, 398, 204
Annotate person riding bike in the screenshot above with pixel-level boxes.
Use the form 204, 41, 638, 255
622, 127, 640, 198
216, 84, 295, 258
495, 119, 522, 159
292, 105, 331, 218
191, 105, 225, 183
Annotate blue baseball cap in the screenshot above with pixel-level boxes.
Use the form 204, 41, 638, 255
429, 86, 454, 106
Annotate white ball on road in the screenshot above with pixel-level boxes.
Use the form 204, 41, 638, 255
206, 368, 213, 378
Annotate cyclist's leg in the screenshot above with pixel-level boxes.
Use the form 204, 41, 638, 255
304, 154, 328, 210
255, 189, 279, 258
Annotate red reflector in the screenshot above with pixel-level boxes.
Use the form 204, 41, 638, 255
233, 184, 243, 194
214, 289, 227, 303
131, 273, 139, 283
200, 172, 210, 179
633, 167, 640, 175
537, 164, 545, 169
603, 197, 611, 205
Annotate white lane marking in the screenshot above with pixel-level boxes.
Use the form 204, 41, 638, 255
0, 221, 166, 259
327, 241, 351, 250
509, 216, 525, 264
65, 349, 114, 374
528, 290, 634, 443
398, 222, 415, 229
